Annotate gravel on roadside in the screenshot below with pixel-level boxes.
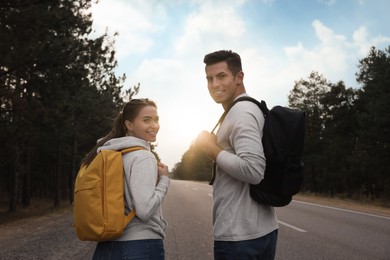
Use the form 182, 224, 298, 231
0, 208, 96, 260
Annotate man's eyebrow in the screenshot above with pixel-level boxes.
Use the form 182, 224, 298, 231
206, 72, 226, 78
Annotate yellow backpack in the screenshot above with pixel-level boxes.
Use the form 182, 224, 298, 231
73, 146, 144, 241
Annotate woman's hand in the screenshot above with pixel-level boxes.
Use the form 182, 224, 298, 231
157, 162, 169, 177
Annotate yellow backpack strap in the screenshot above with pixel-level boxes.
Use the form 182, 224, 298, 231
120, 146, 145, 225
120, 146, 145, 155
124, 209, 137, 225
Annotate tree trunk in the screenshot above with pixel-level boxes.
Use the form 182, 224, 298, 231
22, 146, 31, 207
9, 146, 20, 212
69, 138, 77, 204
54, 150, 61, 207
311, 164, 318, 193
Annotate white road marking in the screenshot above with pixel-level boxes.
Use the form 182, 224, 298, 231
278, 220, 307, 232
293, 200, 390, 220
185, 183, 212, 195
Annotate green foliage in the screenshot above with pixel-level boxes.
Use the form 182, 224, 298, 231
287, 46, 390, 201
288, 72, 331, 192
354, 46, 390, 199
171, 144, 213, 181
0, 0, 130, 210
320, 81, 359, 195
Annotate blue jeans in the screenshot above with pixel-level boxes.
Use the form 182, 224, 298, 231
92, 239, 165, 260
214, 229, 278, 260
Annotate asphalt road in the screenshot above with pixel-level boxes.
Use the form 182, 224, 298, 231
164, 180, 390, 260
163, 180, 214, 260
1, 179, 388, 259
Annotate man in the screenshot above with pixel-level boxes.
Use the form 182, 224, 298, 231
195, 50, 278, 259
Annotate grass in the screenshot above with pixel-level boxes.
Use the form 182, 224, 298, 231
0, 198, 72, 225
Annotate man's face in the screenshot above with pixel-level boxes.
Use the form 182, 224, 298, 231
205, 61, 243, 108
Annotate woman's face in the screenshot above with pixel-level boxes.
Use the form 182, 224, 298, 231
126, 105, 160, 142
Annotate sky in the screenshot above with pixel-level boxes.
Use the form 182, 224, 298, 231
90, 0, 390, 169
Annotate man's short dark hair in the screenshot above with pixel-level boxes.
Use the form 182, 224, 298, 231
203, 50, 242, 76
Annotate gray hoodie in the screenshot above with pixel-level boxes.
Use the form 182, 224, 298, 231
97, 136, 170, 240
213, 94, 278, 241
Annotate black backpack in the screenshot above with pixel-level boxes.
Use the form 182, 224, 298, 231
211, 96, 305, 207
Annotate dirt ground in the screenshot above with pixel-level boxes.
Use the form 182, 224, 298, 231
294, 193, 390, 217
0, 200, 95, 260
0, 195, 389, 259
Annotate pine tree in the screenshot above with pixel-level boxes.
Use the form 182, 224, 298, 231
0, 0, 127, 210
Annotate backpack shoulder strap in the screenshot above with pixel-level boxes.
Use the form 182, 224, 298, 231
211, 96, 269, 133
120, 146, 145, 155
235, 96, 269, 116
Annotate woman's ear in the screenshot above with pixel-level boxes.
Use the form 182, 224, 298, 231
125, 120, 133, 131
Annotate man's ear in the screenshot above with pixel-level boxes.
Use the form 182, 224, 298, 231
236, 71, 244, 84
125, 120, 133, 131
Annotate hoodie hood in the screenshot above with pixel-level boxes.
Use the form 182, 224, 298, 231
97, 136, 151, 152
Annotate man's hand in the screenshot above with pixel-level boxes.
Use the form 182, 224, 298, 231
195, 131, 223, 161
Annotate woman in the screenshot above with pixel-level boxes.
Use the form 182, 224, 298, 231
82, 98, 170, 260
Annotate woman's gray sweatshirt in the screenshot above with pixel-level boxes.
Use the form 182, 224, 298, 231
97, 136, 170, 241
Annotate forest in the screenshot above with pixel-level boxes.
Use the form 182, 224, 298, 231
0, 0, 137, 212
1, 0, 389, 213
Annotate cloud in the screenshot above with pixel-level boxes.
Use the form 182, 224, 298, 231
313, 20, 346, 44
281, 19, 390, 89
352, 26, 390, 57
90, 0, 164, 59
317, 0, 337, 6
174, 2, 246, 54
282, 20, 356, 87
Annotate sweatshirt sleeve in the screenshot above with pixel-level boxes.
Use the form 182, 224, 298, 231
129, 155, 169, 221
215, 102, 266, 184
